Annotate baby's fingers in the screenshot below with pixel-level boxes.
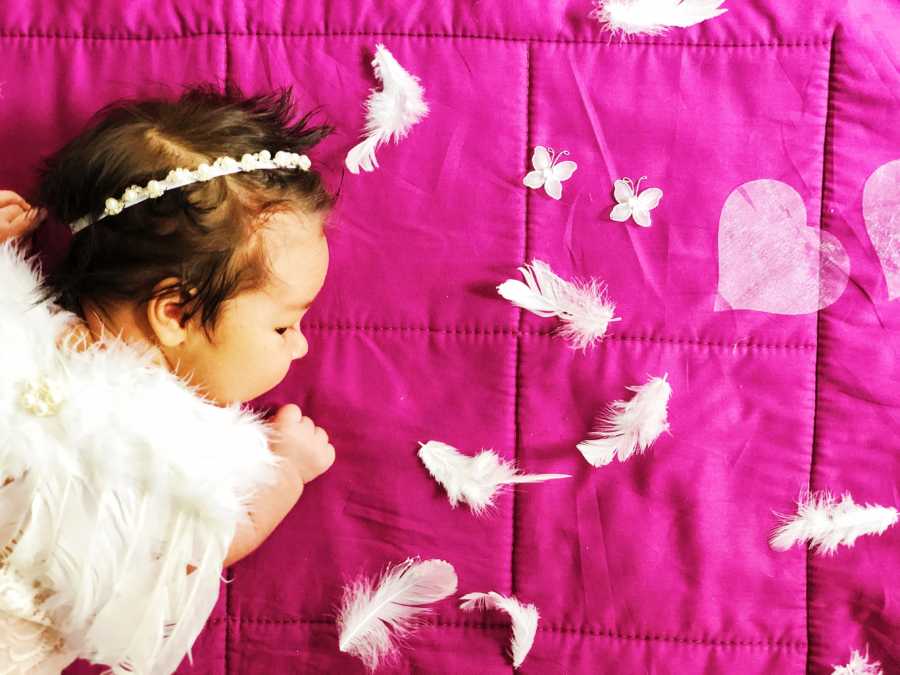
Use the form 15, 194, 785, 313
10, 207, 46, 236
0, 190, 29, 210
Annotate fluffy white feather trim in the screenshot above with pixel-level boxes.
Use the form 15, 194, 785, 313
577, 374, 671, 467
459, 591, 539, 668
0, 241, 280, 674
345, 43, 429, 174
832, 648, 883, 675
418, 441, 569, 515
497, 259, 619, 350
590, 0, 728, 36
337, 558, 457, 671
770, 491, 898, 556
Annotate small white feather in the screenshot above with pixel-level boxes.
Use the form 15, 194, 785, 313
418, 441, 569, 515
497, 259, 619, 350
345, 43, 429, 174
770, 491, 898, 556
590, 0, 727, 36
337, 558, 457, 671
577, 374, 672, 467
832, 648, 883, 675
459, 591, 539, 668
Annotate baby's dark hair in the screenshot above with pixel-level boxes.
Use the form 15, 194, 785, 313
34, 82, 333, 336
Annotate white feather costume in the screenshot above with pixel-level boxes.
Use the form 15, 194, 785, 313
0, 241, 280, 674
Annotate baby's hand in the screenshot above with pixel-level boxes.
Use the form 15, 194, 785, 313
0, 190, 46, 243
268, 404, 335, 484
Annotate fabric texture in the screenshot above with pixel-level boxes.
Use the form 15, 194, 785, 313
0, 1, 897, 673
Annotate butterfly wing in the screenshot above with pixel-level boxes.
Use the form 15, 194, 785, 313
531, 146, 552, 171
637, 187, 663, 210
632, 187, 663, 227
551, 160, 577, 182
613, 179, 634, 204
544, 177, 563, 200
523, 171, 545, 189
609, 203, 633, 221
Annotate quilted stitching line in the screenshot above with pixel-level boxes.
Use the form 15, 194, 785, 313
0, 30, 832, 48
304, 324, 816, 351
805, 27, 837, 675
210, 617, 806, 650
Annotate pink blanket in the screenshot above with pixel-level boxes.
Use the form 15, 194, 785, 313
0, 1, 897, 672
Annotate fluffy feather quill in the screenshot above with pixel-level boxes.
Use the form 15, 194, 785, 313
459, 592, 539, 669
497, 259, 619, 350
590, 0, 728, 36
337, 558, 457, 671
345, 43, 429, 174
770, 491, 898, 556
418, 441, 569, 514
832, 649, 883, 675
577, 374, 671, 467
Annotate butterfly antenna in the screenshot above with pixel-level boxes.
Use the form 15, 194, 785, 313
635, 176, 647, 192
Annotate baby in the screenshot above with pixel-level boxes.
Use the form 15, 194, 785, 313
0, 84, 336, 673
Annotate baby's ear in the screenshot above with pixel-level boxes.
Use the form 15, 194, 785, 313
146, 278, 190, 348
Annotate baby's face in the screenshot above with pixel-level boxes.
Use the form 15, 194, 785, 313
178, 209, 329, 405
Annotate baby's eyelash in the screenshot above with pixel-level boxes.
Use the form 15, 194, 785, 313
275, 327, 290, 335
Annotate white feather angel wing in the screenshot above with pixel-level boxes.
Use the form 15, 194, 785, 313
337, 558, 457, 671
345, 43, 429, 174
418, 441, 568, 514
770, 491, 898, 556
590, 0, 728, 36
497, 259, 619, 350
459, 592, 539, 668
577, 374, 672, 467
0, 241, 280, 675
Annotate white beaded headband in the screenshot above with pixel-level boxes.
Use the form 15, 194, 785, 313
69, 149, 312, 234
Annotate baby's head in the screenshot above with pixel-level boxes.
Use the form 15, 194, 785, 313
35, 84, 334, 405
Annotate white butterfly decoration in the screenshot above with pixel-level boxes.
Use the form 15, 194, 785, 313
523, 146, 577, 200
609, 176, 663, 227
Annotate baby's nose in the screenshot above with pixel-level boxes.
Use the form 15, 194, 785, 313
292, 332, 309, 360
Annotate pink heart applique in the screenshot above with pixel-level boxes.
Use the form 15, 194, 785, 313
863, 159, 900, 301
715, 179, 849, 315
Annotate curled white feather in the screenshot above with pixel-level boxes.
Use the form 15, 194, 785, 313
770, 491, 898, 556
577, 374, 671, 467
590, 0, 728, 36
337, 558, 457, 670
497, 259, 619, 350
345, 43, 429, 174
418, 441, 569, 515
459, 591, 539, 668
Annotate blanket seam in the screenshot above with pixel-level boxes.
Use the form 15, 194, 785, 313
210, 617, 806, 650
303, 324, 816, 350
0, 30, 832, 47
805, 26, 837, 675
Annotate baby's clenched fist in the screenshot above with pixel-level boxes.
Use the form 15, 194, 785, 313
268, 404, 335, 484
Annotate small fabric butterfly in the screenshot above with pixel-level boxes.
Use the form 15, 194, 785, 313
523, 146, 577, 200
609, 176, 663, 227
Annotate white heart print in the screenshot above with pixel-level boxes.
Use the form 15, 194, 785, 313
863, 159, 900, 300
715, 179, 849, 315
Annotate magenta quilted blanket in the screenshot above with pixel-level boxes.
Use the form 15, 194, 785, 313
1, 1, 898, 673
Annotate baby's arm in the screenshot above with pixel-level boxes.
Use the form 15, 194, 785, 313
0, 190, 46, 245
223, 404, 335, 567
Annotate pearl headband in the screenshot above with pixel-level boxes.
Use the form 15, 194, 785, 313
68, 149, 312, 234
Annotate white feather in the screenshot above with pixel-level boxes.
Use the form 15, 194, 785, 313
459, 591, 539, 668
832, 648, 883, 675
418, 441, 569, 515
497, 259, 619, 350
345, 43, 429, 174
770, 491, 898, 556
577, 374, 672, 467
590, 0, 727, 36
337, 558, 457, 671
